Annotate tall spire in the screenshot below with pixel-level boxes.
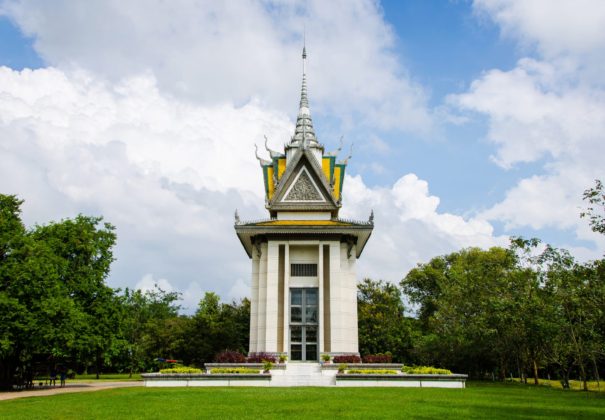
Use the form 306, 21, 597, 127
291, 44, 317, 148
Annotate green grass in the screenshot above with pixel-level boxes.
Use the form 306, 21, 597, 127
1, 382, 604, 419
511, 378, 605, 392
35, 373, 142, 382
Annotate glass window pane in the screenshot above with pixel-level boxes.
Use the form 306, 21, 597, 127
305, 345, 317, 361
291, 306, 302, 323
305, 290, 318, 305
291, 289, 302, 305
305, 306, 318, 324
291, 326, 302, 343
305, 326, 317, 343
291, 344, 302, 361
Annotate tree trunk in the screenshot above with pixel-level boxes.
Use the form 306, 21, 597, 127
532, 359, 539, 385
592, 356, 600, 392
96, 350, 101, 380
579, 360, 588, 391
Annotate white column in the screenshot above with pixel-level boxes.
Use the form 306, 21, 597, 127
265, 241, 280, 352
329, 241, 341, 353
249, 249, 260, 353
256, 242, 268, 352
318, 242, 324, 354
344, 244, 358, 353
283, 243, 290, 356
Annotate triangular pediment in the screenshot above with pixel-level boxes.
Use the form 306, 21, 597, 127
282, 168, 325, 202
268, 149, 339, 214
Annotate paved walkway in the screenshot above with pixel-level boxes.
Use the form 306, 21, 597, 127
0, 381, 142, 401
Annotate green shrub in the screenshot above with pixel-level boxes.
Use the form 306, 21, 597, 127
402, 365, 452, 375
278, 354, 287, 363
210, 368, 260, 374
347, 369, 397, 375
337, 363, 348, 373
159, 367, 203, 374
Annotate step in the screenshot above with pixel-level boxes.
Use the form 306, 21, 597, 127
270, 363, 335, 386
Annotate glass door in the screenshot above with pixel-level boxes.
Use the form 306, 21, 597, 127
289, 288, 318, 361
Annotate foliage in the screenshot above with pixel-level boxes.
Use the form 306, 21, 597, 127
214, 350, 247, 363
337, 363, 347, 373
181, 293, 250, 366
402, 366, 452, 375
362, 353, 393, 363
581, 179, 605, 234
346, 369, 397, 374
159, 367, 203, 374
321, 353, 330, 362
278, 354, 287, 363
333, 355, 361, 364
247, 352, 276, 363
210, 367, 260, 374
357, 279, 411, 362
0, 195, 117, 388
262, 361, 273, 372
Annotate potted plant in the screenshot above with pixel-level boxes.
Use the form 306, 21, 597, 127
278, 354, 287, 364
321, 354, 331, 364
263, 361, 273, 373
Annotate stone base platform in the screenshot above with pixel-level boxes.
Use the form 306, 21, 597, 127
142, 363, 467, 388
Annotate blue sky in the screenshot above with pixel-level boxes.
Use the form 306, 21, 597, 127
1, 0, 604, 311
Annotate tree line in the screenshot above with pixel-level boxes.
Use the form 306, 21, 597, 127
358, 180, 605, 390
1, 180, 603, 389
0, 194, 249, 388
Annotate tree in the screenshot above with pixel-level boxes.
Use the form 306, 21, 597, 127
357, 279, 412, 362
401, 245, 545, 378
182, 293, 250, 366
581, 179, 605, 235
0, 195, 117, 388
118, 285, 181, 376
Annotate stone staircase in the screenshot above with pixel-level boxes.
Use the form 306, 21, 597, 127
270, 363, 335, 387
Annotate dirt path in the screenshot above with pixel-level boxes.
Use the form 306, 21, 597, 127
0, 381, 142, 401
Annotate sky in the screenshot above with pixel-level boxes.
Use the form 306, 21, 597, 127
1, 0, 604, 312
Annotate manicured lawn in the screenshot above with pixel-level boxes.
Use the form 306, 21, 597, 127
32, 373, 142, 385
70, 373, 143, 382
1, 382, 604, 419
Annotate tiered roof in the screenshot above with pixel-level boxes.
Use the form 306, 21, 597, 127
235, 46, 373, 258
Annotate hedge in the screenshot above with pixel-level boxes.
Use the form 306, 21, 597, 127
402, 366, 452, 375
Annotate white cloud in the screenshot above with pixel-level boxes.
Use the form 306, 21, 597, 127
0, 66, 284, 311
474, 0, 605, 63
135, 273, 174, 294
441, 1, 605, 257
341, 174, 507, 282
1, 0, 432, 133
0, 65, 509, 304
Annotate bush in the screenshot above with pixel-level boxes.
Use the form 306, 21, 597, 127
214, 350, 247, 363
347, 369, 397, 375
247, 352, 277, 363
338, 363, 348, 374
333, 355, 361, 364
263, 361, 273, 373
278, 354, 287, 363
362, 353, 393, 363
402, 365, 452, 375
210, 368, 260, 374
159, 367, 203, 374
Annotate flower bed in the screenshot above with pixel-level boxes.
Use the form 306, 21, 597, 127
210, 368, 260, 374
346, 369, 398, 375
402, 366, 452, 375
